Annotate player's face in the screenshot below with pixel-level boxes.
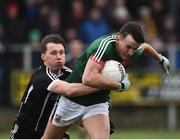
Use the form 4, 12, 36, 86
41, 43, 65, 72
116, 34, 139, 60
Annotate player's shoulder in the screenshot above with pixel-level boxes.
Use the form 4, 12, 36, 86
91, 33, 117, 46
33, 65, 58, 81
100, 32, 117, 40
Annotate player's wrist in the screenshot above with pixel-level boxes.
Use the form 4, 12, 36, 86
159, 54, 163, 64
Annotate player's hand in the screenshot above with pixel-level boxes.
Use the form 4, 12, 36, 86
159, 54, 170, 74
118, 74, 130, 92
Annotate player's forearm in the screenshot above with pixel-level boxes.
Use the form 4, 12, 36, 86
83, 73, 120, 90
141, 43, 161, 61
50, 81, 99, 97
67, 83, 99, 97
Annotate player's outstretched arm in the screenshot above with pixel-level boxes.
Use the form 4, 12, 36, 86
48, 80, 99, 97
140, 43, 170, 74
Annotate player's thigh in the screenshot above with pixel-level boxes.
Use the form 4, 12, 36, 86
53, 96, 84, 126
82, 102, 110, 139
82, 114, 110, 139
42, 120, 71, 139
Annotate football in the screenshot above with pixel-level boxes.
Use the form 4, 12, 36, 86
101, 60, 126, 82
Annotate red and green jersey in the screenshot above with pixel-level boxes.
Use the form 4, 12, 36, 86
66, 33, 143, 106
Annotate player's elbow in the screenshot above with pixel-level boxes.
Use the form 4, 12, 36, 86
82, 76, 93, 86
64, 90, 77, 97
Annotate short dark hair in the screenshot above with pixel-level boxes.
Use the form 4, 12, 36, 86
40, 34, 66, 53
119, 21, 144, 44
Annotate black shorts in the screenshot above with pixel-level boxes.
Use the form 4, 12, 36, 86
10, 122, 42, 139
10, 121, 70, 139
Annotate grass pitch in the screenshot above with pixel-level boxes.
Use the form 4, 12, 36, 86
1, 129, 180, 139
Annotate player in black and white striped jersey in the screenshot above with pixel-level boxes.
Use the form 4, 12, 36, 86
10, 34, 98, 139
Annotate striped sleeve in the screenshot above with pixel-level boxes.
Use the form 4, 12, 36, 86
91, 35, 116, 63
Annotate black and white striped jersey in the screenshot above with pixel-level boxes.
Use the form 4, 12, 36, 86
15, 64, 72, 133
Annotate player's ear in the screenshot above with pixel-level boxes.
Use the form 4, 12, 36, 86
41, 53, 45, 60
116, 35, 121, 44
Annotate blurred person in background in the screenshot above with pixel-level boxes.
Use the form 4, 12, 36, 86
109, 0, 130, 32
161, 15, 178, 43
27, 29, 42, 68
151, 0, 166, 34
64, 26, 78, 43
32, 2, 51, 37
138, 6, 158, 41
42, 21, 170, 139
10, 34, 99, 139
66, 39, 85, 69
138, 6, 164, 53
161, 15, 180, 69
5, 1, 26, 44
79, 6, 110, 44
93, 0, 109, 20
44, 9, 63, 36
67, 0, 86, 29
28, 29, 42, 49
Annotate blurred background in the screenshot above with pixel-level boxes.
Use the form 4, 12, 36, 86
0, 0, 180, 138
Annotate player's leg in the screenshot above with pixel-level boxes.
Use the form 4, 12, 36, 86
83, 114, 110, 139
42, 119, 71, 139
82, 102, 110, 139
42, 96, 84, 138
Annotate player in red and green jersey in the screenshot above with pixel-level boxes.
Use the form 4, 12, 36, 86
42, 21, 170, 139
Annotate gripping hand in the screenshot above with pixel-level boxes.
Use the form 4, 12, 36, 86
159, 54, 170, 74
118, 74, 130, 92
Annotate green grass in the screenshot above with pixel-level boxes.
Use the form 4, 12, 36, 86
1, 129, 180, 139
111, 130, 180, 139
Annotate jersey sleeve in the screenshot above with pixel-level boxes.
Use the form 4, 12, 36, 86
89, 34, 117, 67
33, 67, 60, 92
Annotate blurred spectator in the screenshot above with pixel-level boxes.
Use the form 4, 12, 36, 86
161, 15, 178, 43
93, 0, 109, 20
28, 29, 41, 49
138, 6, 158, 40
25, 0, 39, 20
151, 0, 165, 34
79, 7, 110, 44
44, 9, 63, 36
64, 26, 78, 43
66, 39, 85, 69
5, 2, 26, 44
33, 2, 51, 37
27, 29, 42, 68
67, 0, 86, 28
138, 6, 164, 51
109, 0, 131, 32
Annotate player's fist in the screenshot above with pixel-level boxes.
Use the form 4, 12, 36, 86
118, 74, 130, 92
159, 54, 170, 74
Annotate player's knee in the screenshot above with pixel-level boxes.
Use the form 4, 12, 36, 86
91, 127, 110, 139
